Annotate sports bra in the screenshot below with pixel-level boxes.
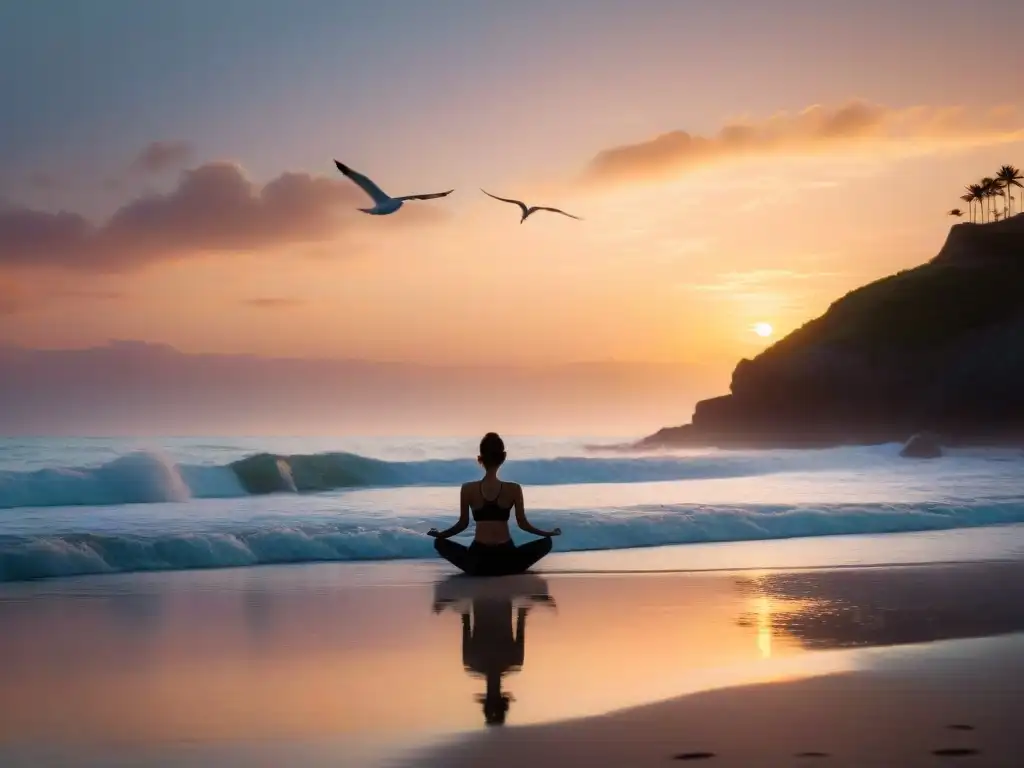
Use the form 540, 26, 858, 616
472, 481, 513, 522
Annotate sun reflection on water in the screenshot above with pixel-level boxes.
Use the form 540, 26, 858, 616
756, 595, 773, 659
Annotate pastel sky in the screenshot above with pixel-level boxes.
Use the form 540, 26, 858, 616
2, 0, 1023, 372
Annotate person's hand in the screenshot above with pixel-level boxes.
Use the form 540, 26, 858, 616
427, 528, 441, 538
548, 527, 562, 537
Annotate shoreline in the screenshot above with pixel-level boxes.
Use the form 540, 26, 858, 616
3, 521, 1024, 587
594, 432, 1024, 452
2, 529, 1024, 766
408, 632, 1024, 767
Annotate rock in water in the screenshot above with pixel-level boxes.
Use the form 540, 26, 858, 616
900, 432, 943, 459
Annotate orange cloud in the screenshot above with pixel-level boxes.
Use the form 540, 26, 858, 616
58, 289, 127, 300
242, 297, 305, 309
0, 276, 25, 314
0, 276, 130, 316
685, 269, 845, 293
583, 101, 1024, 185
0, 161, 440, 274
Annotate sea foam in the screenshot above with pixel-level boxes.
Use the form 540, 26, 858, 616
3, 498, 1024, 582
0, 448, 817, 509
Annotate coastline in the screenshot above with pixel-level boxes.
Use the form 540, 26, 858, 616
2, 527, 1024, 766
628, 429, 1024, 452
632, 216, 1024, 454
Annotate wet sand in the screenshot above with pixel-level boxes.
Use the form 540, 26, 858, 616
1, 527, 1023, 766
410, 632, 1024, 767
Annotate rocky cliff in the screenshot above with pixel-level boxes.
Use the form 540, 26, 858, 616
640, 214, 1024, 449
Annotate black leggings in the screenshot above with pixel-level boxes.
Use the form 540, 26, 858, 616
434, 536, 553, 577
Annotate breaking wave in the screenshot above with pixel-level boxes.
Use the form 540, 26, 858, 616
0, 448, 838, 510
3, 499, 1024, 582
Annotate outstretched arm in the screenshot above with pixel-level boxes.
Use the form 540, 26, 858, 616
513, 485, 561, 538
428, 484, 471, 539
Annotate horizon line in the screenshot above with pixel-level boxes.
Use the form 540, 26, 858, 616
0, 340, 721, 369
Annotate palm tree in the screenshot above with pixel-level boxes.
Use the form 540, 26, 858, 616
980, 178, 998, 222
967, 183, 987, 222
948, 208, 964, 218
960, 192, 976, 222
978, 176, 1003, 221
996, 165, 1023, 217
992, 180, 1007, 219
990, 173, 1006, 218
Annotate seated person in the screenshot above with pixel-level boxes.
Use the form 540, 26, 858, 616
428, 432, 560, 576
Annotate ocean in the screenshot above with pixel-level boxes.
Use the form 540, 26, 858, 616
2, 436, 1024, 583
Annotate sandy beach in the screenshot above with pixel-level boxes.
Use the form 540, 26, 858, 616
0, 526, 1022, 766
411, 634, 1024, 767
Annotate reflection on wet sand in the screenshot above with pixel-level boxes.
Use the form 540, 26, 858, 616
433, 574, 556, 726
737, 560, 1024, 651
409, 561, 1024, 767
4, 558, 1024, 766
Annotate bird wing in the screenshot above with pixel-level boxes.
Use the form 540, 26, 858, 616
481, 189, 529, 215
533, 206, 583, 221
334, 160, 391, 204
395, 190, 455, 201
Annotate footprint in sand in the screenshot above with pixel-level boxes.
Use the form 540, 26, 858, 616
672, 752, 716, 760
932, 748, 980, 757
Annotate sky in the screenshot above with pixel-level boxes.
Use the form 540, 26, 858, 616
1, 1, 1023, 433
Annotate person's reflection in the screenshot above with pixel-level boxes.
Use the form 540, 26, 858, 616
433, 574, 555, 726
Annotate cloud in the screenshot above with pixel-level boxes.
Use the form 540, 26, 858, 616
131, 141, 194, 174
583, 101, 1024, 186
242, 297, 305, 309
0, 162, 398, 273
58, 289, 127, 300
0, 278, 129, 316
0, 276, 27, 315
26, 172, 58, 191
685, 269, 845, 293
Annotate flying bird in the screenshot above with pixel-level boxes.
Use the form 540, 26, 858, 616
480, 190, 582, 223
334, 160, 453, 215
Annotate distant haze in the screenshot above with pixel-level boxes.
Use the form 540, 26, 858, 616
0, 342, 722, 436
2, 2, 1022, 420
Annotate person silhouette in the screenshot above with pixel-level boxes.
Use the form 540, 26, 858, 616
428, 433, 561, 576
433, 574, 555, 726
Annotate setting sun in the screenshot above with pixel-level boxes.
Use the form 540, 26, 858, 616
753, 322, 774, 338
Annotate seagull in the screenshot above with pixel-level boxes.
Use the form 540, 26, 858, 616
480, 190, 582, 224
334, 160, 453, 215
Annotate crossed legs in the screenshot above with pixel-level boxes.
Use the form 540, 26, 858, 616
434, 536, 553, 576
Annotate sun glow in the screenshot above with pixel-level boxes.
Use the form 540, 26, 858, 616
753, 322, 774, 338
